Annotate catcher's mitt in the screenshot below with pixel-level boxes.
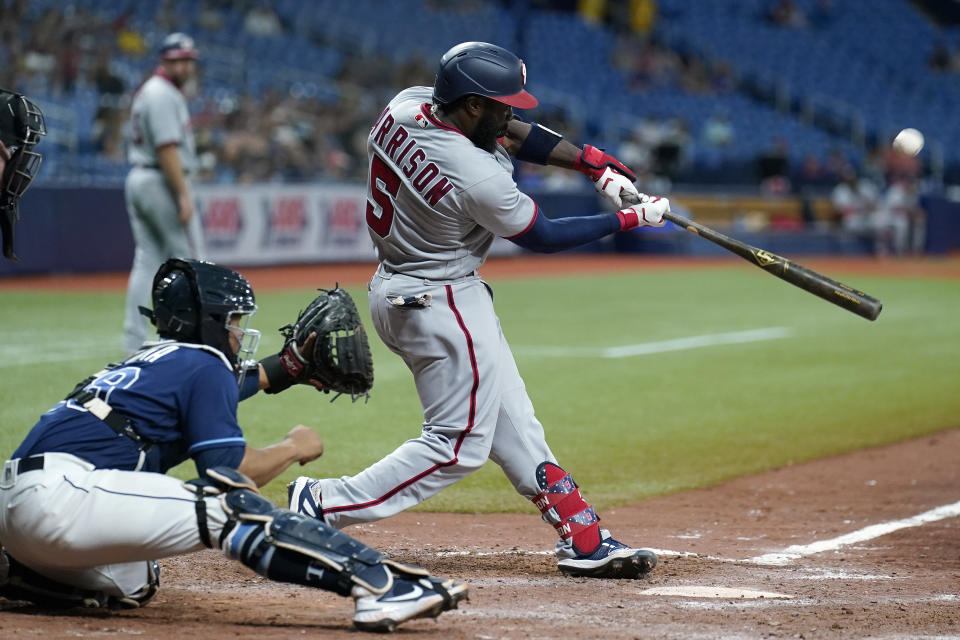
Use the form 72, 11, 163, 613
268, 286, 374, 401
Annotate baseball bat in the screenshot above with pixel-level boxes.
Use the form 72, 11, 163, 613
662, 211, 882, 321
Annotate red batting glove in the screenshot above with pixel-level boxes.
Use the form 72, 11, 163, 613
574, 145, 640, 207
573, 144, 637, 182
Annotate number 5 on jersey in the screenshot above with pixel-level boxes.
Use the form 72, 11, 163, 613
366, 155, 400, 237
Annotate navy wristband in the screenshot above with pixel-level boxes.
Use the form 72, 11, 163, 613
515, 123, 563, 165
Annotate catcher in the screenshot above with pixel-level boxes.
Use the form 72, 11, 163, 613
0, 258, 463, 632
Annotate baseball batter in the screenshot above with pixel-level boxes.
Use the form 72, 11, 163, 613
0, 258, 467, 632
289, 42, 669, 579
122, 33, 205, 353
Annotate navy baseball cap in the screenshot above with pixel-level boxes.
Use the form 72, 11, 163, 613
159, 33, 199, 60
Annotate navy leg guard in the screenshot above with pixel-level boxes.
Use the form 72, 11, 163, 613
219, 489, 393, 596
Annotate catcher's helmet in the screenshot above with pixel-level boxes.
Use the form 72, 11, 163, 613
159, 32, 199, 60
143, 259, 260, 374
433, 42, 537, 109
0, 88, 46, 261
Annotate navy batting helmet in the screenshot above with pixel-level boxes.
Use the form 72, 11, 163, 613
159, 32, 199, 60
433, 42, 537, 109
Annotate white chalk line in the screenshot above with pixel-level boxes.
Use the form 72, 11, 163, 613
0, 327, 792, 367
433, 499, 960, 568
515, 327, 792, 359
0, 333, 121, 367
749, 498, 960, 565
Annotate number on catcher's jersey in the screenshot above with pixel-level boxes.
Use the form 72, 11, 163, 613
366, 155, 401, 237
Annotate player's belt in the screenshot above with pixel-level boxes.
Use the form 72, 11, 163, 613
14, 455, 44, 474
134, 163, 160, 169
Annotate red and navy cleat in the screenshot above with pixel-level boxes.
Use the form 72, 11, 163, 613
556, 530, 657, 579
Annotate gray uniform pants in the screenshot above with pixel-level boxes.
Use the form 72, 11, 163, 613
318, 267, 557, 529
122, 168, 204, 352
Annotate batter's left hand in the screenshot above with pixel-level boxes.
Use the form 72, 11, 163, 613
573, 145, 639, 208
616, 196, 669, 230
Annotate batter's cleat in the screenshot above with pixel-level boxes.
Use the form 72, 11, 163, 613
352, 576, 469, 632
556, 530, 657, 579
287, 476, 322, 519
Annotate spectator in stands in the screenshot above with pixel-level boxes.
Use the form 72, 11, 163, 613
766, 0, 808, 29
197, 1, 226, 32
617, 125, 654, 179
703, 109, 734, 148
830, 165, 879, 240
928, 43, 953, 72
57, 29, 80, 93
621, 38, 683, 91
652, 117, 691, 182
90, 53, 126, 160
875, 177, 926, 256
758, 137, 791, 195
22, 10, 59, 91
244, 3, 284, 37
114, 10, 148, 57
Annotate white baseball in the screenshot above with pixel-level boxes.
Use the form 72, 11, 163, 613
893, 128, 924, 156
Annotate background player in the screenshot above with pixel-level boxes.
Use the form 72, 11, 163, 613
122, 33, 205, 353
289, 42, 668, 579
0, 258, 467, 632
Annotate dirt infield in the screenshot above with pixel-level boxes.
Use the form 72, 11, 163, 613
1, 428, 957, 639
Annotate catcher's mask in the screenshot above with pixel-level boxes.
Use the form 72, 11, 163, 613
0, 88, 47, 262
142, 258, 261, 385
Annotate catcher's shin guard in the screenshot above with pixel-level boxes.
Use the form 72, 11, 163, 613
531, 462, 602, 555
218, 488, 400, 596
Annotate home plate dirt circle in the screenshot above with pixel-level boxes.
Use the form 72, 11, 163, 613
639, 586, 793, 599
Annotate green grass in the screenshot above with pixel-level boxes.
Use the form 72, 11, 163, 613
2, 264, 958, 512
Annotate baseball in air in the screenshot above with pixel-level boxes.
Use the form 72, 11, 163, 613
893, 128, 924, 156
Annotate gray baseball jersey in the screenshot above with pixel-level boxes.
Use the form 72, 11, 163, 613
122, 71, 203, 353
309, 87, 560, 530
365, 86, 535, 279
127, 73, 196, 172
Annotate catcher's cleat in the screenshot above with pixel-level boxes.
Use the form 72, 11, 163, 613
556, 530, 657, 579
352, 576, 468, 632
287, 476, 323, 519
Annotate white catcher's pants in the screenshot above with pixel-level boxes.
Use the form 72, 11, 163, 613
0, 453, 226, 598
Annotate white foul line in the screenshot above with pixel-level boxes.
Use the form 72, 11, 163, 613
433, 500, 960, 567
749, 499, 960, 566
516, 327, 792, 359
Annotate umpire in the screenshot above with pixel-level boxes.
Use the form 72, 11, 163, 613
122, 33, 204, 353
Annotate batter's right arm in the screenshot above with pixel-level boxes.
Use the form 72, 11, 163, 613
504, 119, 640, 208
156, 143, 194, 224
